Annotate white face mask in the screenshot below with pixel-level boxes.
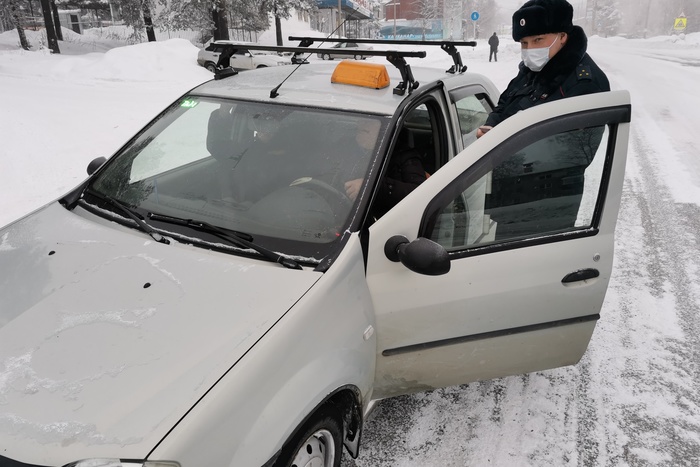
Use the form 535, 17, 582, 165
521, 35, 559, 72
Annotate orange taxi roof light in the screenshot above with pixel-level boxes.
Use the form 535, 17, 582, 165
331, 60, 390, 90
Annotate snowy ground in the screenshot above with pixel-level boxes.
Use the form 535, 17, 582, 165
2, 20, 700, 467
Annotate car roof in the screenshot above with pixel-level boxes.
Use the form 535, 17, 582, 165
190, 61, 498, 116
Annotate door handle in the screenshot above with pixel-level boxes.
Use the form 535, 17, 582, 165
561, 268, 599, 283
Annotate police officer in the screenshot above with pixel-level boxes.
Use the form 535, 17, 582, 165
477, 0, 609, 138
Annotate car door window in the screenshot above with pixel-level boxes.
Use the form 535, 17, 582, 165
426, 124, 609, 251
453, 93, 492, 147
368, 94, 450, 222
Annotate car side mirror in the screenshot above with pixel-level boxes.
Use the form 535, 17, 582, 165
87, 156, 106, 175
384, 235, 450, 276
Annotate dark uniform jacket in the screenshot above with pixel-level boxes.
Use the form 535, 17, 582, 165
484, 26, 609, 127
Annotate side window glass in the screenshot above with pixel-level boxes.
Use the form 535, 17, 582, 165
453, 93, 492, 147
428, 125, 609, 250
235, 49, 248, 56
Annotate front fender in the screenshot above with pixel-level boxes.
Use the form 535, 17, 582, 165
149, 235, 377, 466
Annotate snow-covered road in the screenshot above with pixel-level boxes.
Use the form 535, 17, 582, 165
344, 37, 700, 466
2, 28, 699, 467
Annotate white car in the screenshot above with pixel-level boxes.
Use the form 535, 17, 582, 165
316, 41, 373, 60
0, 39, 630, 467
197, 40, 291, 72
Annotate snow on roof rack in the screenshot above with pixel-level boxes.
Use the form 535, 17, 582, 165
289, 36, 477, 74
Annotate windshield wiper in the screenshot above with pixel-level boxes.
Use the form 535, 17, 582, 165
148, 213, 303, 270
83, 190, 170, 244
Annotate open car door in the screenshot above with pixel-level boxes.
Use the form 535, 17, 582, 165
366, 91, 631, 399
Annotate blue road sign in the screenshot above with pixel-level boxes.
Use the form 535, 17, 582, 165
471, 11, 480, 21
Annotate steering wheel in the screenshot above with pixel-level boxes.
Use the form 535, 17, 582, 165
289, 177, 353, 215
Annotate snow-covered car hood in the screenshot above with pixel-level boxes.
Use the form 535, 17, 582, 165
0, 202, 321, 465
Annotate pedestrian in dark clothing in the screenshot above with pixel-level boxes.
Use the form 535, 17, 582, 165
477, 0, 610, 138
488, 32, 499, 62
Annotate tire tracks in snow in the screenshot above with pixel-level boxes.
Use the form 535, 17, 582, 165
600, 124, 700, 466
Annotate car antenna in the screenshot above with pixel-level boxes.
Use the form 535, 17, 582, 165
269, 8, 361, 98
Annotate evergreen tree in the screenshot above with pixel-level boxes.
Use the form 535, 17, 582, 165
597, 2, 622, 37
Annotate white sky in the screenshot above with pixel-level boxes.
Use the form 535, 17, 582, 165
1, 18, 700, 466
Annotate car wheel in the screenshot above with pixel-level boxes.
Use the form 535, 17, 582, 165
205, 63, 217, 73
322, 54, 331, 61
278, 405, 342, 467
354, 54, 361, 60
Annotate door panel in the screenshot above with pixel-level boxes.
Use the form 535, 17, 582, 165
366, 91, 630, 399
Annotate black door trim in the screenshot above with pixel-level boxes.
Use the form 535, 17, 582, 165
381, 313, 600, 357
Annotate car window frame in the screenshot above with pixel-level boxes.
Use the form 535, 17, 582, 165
419, 105, 631, 259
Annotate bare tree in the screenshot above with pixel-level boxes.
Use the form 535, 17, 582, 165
411, 0, 438, 40
4, 0, 31, 50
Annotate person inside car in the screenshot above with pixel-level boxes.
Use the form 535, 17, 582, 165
344, 124, 427, 220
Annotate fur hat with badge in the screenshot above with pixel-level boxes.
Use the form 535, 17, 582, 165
512, 0, 574, 41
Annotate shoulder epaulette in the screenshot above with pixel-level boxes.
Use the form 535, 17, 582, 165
577, 64, 592, 81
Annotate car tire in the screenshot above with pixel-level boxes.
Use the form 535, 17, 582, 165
322, 54, 331, 61
205, 62, 217, 73
354, 54, 361, 60
277, 404, 342, 467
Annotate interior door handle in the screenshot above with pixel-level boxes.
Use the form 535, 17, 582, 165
562, 268, 599, 283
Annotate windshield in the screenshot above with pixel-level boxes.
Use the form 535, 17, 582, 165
88, 97, 385, 262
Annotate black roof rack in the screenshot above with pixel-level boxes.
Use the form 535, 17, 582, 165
212, 42, 427, 95
289, 36, 477, 74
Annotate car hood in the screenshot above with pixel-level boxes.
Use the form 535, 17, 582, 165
0, 202, 321, 465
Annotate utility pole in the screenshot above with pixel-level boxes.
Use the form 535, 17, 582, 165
644, 0, 652, 38
39, 0, 60, 53
50, 0, 63, 41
